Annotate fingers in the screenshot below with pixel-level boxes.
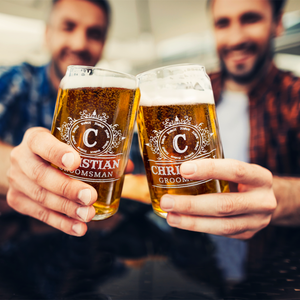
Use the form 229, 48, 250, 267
11, 134, 98, 205
7, 189, 89, 236
23, 127, 81, 170
180, 159, 273, 187
166, 212, 271, 240
8, 168, 95, 222
161, 189, 276, 217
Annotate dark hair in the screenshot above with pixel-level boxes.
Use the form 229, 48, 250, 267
271, 0, 286, 20
207, 0, 286, 20
52, 0, 111, 26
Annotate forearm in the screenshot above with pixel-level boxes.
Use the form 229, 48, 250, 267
0, 141, 12, 195
271, 176, 300, 226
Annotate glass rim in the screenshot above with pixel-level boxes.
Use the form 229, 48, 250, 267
136, 63, 206, 80
66, 65, 137, 81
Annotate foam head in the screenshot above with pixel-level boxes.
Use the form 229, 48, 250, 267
137, 64, 215, 106
139, 81, 215, 107
60, 66, 137, 90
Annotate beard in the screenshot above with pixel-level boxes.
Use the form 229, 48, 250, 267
219, 38, 274, 84
51, 48, 95, 81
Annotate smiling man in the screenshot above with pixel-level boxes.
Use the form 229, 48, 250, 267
160, 0, 300, 239
46, 0, 109, 90
0, 0, 112, 236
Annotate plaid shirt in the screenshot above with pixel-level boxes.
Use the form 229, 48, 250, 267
0, 63, 57, 146
210, 64, 300, 176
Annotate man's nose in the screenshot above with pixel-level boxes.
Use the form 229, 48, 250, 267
226, 23, 248, 49
69, 29, 89, 52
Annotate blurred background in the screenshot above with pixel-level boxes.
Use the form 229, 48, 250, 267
0, 0, 299, 76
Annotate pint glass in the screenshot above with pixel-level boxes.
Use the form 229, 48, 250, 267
136, 64, 229, 218
51, 66, 140, 220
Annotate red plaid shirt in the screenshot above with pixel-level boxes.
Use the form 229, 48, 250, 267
210, 64, 300, 176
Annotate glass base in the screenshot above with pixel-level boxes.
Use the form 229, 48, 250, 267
153, 209, 167, 219
92, 212, 114, 221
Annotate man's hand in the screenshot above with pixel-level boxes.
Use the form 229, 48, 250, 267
7, 127, 98, 236
160, 159, 277, 239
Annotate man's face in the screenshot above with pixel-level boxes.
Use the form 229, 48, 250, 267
46, 0, 108, 79
212, 0, 282, 83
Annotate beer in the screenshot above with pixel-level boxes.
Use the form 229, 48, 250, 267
137, 64, 229, 218
51, 66, 140, 220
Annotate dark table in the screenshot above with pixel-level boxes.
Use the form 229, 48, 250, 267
1, 196, 300, 300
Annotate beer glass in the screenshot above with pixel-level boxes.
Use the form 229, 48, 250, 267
51, 66, 140, 220
136, 64, 229, 218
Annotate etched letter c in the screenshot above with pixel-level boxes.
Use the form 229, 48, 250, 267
83, 128, 98, 148
173, 134, 188, 153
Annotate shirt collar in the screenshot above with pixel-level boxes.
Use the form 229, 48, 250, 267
210, 63, 280, 104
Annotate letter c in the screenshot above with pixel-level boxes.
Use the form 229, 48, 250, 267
173, 134, 188, 153
83, 128, 98, 148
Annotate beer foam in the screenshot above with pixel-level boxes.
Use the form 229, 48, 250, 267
139, 86, 215, 106
60, 75, 137, 90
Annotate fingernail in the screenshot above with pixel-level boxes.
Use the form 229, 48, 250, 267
181, 162, 197, 175
168, 214, 181, 225
76, 206, 89, 222
78, 189, 91, 205
72, 223, 82, 235
160, 195, 174, 211
62, 152, 75, 169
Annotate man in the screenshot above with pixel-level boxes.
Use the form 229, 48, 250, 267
160, 0, 300, 239
1, 0, 112, 236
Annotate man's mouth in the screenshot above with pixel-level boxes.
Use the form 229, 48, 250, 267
226, 50, 254, 64
222, 43, 257, 65
61, 51, 92, 66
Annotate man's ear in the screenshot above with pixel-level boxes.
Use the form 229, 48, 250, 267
275, 12, 284, 37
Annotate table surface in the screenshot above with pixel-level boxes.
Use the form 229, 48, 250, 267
1, 197, 300, 300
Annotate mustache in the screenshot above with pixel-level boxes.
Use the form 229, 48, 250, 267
221, 42, 258, 56
61, 49, 92, 63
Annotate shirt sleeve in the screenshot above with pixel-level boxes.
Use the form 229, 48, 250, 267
0, 64, 30, 144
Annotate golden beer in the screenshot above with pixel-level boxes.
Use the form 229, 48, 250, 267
51, 66, 140, 220
137, 64, 229, 218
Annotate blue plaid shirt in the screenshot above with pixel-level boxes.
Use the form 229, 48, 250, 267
0, 63, 57, 146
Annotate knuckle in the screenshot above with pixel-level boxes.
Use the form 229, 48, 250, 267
24, 127, 39, 146
208, 159, 217, 177
264, 169, 273, 188
217, 195, 236, 215
185, 217, 198, 232
265, 197, 277, 212
32, 186, 47, 205
45, 143, 60, 163
60, 198, 71, 215
59, 179, 72, 198
37, 209, 50, 224
183, 197, 194, 213
6, 189, 18, 208
9, 147, 19, 164
221, 219, 243, 236
233, 161, 247, 180
31, 162, 48, 183
260, 215, 272, 229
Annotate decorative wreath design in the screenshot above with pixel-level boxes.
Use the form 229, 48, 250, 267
57, 110, 124, 154
146, 116, 212, 160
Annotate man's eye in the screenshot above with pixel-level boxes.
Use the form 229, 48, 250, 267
62, 22, 75, 31
88, 29, 104, 40
241, 14, 262, 24
215, 19, 229, 29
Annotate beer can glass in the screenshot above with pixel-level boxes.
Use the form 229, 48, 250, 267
51, 66, 140, 220
136, 64, 229, 218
